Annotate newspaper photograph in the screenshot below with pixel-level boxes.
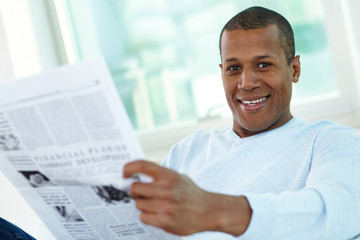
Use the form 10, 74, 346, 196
0, 58, 180, 240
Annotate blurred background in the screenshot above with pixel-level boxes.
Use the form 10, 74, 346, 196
0, 0, 359, 239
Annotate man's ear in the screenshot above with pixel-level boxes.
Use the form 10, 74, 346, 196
219, 64, 223, 69
292, 55, 301, 83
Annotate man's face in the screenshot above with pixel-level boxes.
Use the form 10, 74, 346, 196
219, 25, 300, 138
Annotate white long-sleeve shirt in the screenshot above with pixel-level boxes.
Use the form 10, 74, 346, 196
162, 117, 360, 240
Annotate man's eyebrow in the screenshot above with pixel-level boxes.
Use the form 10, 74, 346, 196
224, 55, 275, 62
256, 55, 274, 60
224, 57, 238, 62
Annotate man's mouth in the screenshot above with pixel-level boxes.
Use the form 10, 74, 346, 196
241, 97, 267, 106
238, 95, 270, 111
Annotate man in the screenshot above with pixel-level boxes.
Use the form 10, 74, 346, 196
124, 6, 360, 240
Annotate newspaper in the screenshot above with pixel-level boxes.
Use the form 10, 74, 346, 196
0, 58, 180, 240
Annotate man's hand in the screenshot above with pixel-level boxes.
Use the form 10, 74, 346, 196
123, 160, 252, 236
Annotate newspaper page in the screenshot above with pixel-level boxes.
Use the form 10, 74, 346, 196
0, 58, 180, 240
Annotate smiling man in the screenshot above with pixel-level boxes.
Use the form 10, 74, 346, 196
124, 6, 360, 240
219, 23, 300, 137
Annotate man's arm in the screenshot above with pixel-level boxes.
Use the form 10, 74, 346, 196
123, 160, 252, 236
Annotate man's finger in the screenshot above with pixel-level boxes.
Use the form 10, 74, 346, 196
130, 182, 176, 200
139, 212, 184, 236
123, 160, 170, 180
134, 198, 169, 214
139, 212, 163, 229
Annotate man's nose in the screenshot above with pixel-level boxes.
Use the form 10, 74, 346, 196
237, 69, 260, 90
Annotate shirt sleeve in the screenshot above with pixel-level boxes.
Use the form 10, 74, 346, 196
239, 127, 360, 240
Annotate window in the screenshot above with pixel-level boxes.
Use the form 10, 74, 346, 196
1, 0, 359, 138
0, 0, 61, 80
51, 0, 359, 133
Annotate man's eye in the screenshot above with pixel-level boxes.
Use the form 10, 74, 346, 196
258, 62, 271, 68
227, 65, 240, 71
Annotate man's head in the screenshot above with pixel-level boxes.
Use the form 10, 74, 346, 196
219, 6, 295, 65
219, 7, 301, 138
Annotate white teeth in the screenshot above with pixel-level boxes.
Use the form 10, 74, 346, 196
242, 97, 267, 105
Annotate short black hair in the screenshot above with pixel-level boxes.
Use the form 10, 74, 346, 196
219, 6, 295, 64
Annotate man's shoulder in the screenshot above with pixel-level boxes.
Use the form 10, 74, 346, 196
168, 127, 234, 155
291, 117, 357, 134
267, 117, 359, 147
293, 118, 360, 149
180, 127, 233, 142
162, 127, 233, 170
305, 118, 357, 135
